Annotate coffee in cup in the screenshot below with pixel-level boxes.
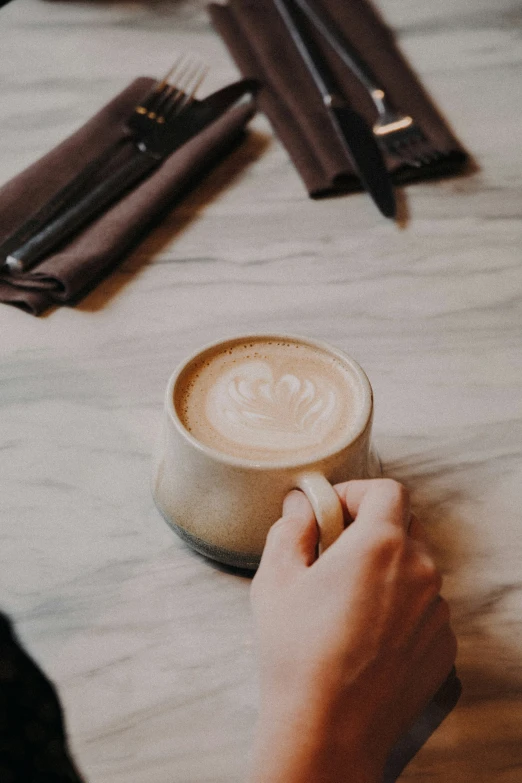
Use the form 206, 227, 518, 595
152, 334, 379, 569
175, 337, 364, 464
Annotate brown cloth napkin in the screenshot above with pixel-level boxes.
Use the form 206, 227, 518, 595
0, 78, 256, 315
209, 0, 468, 197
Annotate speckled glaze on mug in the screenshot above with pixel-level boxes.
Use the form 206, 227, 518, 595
151, 334, 380, 569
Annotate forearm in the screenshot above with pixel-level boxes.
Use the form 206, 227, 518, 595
248, 704, 380, 783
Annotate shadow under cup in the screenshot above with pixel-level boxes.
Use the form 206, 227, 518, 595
151, 334, 381, 570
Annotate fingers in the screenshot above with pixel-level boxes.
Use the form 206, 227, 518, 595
334, 478, 411, 534
327, 481, 441, 596
282, 489, 316, 525
255, 491, 319, 585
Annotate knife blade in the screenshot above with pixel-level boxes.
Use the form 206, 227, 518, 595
273, 0, 396, 218
4, 78, 258, 274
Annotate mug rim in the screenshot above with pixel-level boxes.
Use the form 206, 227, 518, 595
164, 332, 373, 471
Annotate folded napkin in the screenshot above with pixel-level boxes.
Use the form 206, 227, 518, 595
0, 78, 256, 315
209, 0, 468, 197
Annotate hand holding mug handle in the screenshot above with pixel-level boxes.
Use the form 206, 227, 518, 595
250, 480, 459, 783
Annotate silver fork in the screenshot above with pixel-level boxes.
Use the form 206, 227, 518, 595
292, 0, 442, 167
130, 58, 206, 133
5, 61, 208, 274
0, 57, 199, 265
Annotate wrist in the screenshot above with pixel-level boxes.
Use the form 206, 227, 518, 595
249, 694, 381, 783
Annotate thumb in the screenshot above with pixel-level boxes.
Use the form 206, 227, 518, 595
257, 490, 319, 579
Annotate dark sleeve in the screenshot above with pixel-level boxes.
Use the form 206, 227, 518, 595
0, 611, 85, 783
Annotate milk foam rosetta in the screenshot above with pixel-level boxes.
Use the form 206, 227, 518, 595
207, 360, 338, 451
175, 340, 362, 462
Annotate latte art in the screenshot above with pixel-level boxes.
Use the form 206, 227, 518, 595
207, 361, 338, 451
175, 338, 363, 463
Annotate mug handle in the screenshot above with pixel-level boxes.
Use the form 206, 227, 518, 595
296, 472, 345, 554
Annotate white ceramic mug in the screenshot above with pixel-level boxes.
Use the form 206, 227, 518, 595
151, 333, 380, 569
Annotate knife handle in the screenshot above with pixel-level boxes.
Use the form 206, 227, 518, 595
6, 152, 158, 274
292, 0, 381, 96
0, 137, 130, 264
273, 0, 343, 105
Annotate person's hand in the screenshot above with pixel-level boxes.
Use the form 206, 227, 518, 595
249, 479, 457, 783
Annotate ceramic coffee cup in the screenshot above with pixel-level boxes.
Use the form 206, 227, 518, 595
151, 333, 380, 569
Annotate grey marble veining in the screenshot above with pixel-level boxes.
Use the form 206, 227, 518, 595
1, 0, 522, 781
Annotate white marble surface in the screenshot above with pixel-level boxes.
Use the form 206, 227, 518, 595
1, 0, 522, 780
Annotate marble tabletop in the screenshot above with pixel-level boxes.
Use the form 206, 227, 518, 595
1, 0, 521, 780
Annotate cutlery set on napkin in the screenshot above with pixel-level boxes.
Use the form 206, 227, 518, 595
0, 0, 468, 315
211, 0, 468, 200
0, 71, 257, 314
2, 63, 256, 276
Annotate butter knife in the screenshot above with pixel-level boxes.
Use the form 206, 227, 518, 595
273, 0, 396, 218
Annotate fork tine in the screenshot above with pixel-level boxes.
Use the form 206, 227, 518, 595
136, 57, 186, 118
171, 60, 206, 106
395, 136, 442, 167
374, 105, 444, 168
378, 122, 440, 167
181, 64, 209, 107
156, 55, 185, 91
150, 57, 195, 118
147, 57, 195, 118
161, 61, 208, 123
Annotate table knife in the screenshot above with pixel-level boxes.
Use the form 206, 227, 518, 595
3, 79, 258, 274
273, 0, 396, 218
